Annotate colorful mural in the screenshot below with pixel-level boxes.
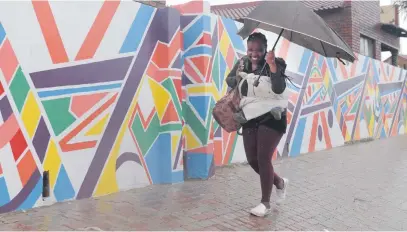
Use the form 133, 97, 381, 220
0, 0, 406, 214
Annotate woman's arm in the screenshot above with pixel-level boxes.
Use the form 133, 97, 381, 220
269, 61, 286, 94
225, 61, 240, 88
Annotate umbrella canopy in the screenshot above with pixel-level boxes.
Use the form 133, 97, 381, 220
237, 1, 355, 63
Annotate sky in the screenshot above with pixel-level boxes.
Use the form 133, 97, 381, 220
167, 0, 407, 58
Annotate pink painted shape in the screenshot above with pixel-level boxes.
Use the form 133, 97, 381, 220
0, 39, 19, 84
71, 92, 108, 118
0, 114, 19, 149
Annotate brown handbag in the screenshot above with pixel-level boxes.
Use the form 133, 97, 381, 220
212, 86, 242, 133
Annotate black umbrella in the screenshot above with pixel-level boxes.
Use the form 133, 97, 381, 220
237, 1, 356, 64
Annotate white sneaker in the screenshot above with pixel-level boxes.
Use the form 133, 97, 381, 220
250, 203, 271, 217
276, 178, 289, 205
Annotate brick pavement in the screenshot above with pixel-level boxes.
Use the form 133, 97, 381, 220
2, 135, 407, 231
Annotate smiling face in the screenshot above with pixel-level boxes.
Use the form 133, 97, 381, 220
247, 40, 266, 65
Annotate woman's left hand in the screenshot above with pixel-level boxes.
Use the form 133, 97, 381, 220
266, 50, 277, 73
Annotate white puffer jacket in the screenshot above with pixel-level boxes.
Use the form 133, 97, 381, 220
238, 72, 289, 121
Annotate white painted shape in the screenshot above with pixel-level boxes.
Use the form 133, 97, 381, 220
49, 0, 103, 61
95, 1, 140, 58
230, 135, 245, 163
301, 115, 313, 154
285, 44, 306, 74
0, 143, 23, 199
58, 149, 96, 194
137, 77, 155, 117
0, 1, 52, 73
359, 119, 371, 140
116, 129, 150, 190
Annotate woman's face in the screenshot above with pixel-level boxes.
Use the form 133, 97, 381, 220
247, 40, 265, 65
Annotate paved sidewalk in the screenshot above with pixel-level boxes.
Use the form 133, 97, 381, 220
2, 136, 407, 231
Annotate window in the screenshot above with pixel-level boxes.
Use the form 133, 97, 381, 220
360, 35, 375, 58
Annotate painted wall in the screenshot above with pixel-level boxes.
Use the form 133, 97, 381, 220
0, 0, 406, 214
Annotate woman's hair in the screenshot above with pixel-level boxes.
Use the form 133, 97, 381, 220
248, 32, 268, 52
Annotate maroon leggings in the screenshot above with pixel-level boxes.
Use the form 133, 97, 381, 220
243, 125, 283, 203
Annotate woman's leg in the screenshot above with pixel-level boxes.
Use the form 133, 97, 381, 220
242, 127, 259, 173
243, 126, 284, 190
256, 125, 283, 208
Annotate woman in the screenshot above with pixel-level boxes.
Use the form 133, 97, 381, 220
226, 32, 289, 217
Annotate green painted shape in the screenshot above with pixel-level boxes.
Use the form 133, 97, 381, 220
212, 52, 220, 90
9, 67, 30, 112
228, 133, 239, 164
183, 101, 208, 144
42, 97, 76, 136
162, 79, 182, 117
350, 95, 361, 114
131, 113, 182, 155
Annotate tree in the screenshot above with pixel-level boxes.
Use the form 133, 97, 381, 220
395, 0, 407, 12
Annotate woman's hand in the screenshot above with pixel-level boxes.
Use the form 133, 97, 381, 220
266, 50, 277, 73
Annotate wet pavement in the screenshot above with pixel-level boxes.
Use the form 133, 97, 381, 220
2, 135, 407, 231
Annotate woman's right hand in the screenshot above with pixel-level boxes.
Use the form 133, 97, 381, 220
236, 59, 245, 82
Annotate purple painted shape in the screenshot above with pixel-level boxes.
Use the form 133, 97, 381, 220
32, 117, 50, 163
30, 56, 134, 89
116, 152, 141, 171
182, 73, 193, 86
211, 23, 218, 58
0, 170, 41, 213
77, 8, 181, 199
180, 15, 197, 30
173, 138, 182, 170
214, 125, 222, 138
171, 53, 182, 70
0, 97, 13, 120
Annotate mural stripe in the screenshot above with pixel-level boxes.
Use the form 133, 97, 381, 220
75, 0, 120, 61
32, 0, 69, 64
0, 39, 18, 84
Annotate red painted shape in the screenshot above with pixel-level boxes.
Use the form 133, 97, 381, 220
10, 129, 27, 161
161, 102, 179, 124
190, 56, 210, 78
197, 33, 211, 46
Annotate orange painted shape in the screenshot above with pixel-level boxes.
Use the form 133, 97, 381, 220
161, 101, 179, 124
205, 57, 213, 83
71, 92, 108, 118
75, 0, 120, 61
277, 39, 290, 60
17, 150, 36, 186
320, 111, 332, 148
308, 113, 319, 153
0, 39, 18, 84
184, 60, 203, 83
172, 79, 182, 103
0, 114, 19, 149
225, 45, 235, 70
151, 32, 181, 69
32, 0, 69, 64
188, 143, 214, 155
222, 132, 236, 165
190, 56, 210, 78
172, 0, 204, 14
197, 33, 211, 46
214, 140, 222, 166
59, 94, 117, 152
218, 18, 224, 38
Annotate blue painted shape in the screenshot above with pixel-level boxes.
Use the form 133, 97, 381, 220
172, 170, 184, 183
17, 176, 42, 211
371, 61, 380, 83
290, 117, 307, 157
221, 17, 246, 53
218, 51, 227, 90
362, 56, 369, 73
189, 95, 211, 122
186, 153, 213, 179
120, 4, 155, 54
380, 128, 387, 139
0, 177, 10, 206
299, 50, 312, 74
183, 15, 211, 50
144, 133, 174, 184
183, 46, 212, 58
38, 83, 122, 98
54, 165, 75, 202
0, 23, 5, 45
326, 59, 338, 83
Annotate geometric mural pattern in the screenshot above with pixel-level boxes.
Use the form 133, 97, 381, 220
0, 0, 406, 214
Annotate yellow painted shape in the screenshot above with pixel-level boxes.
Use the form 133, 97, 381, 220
187, 84, 221, 101
94, 77, 148, 197
21, 91, 41, 139
219, 33, 230, 58
184, 126, 201, 150
85, 113, 110, 136
148, 78, 170, 120
43, 141, 62, 189
171, 133, 180, 157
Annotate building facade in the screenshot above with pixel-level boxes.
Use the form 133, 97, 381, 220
211, 1, 407, 64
